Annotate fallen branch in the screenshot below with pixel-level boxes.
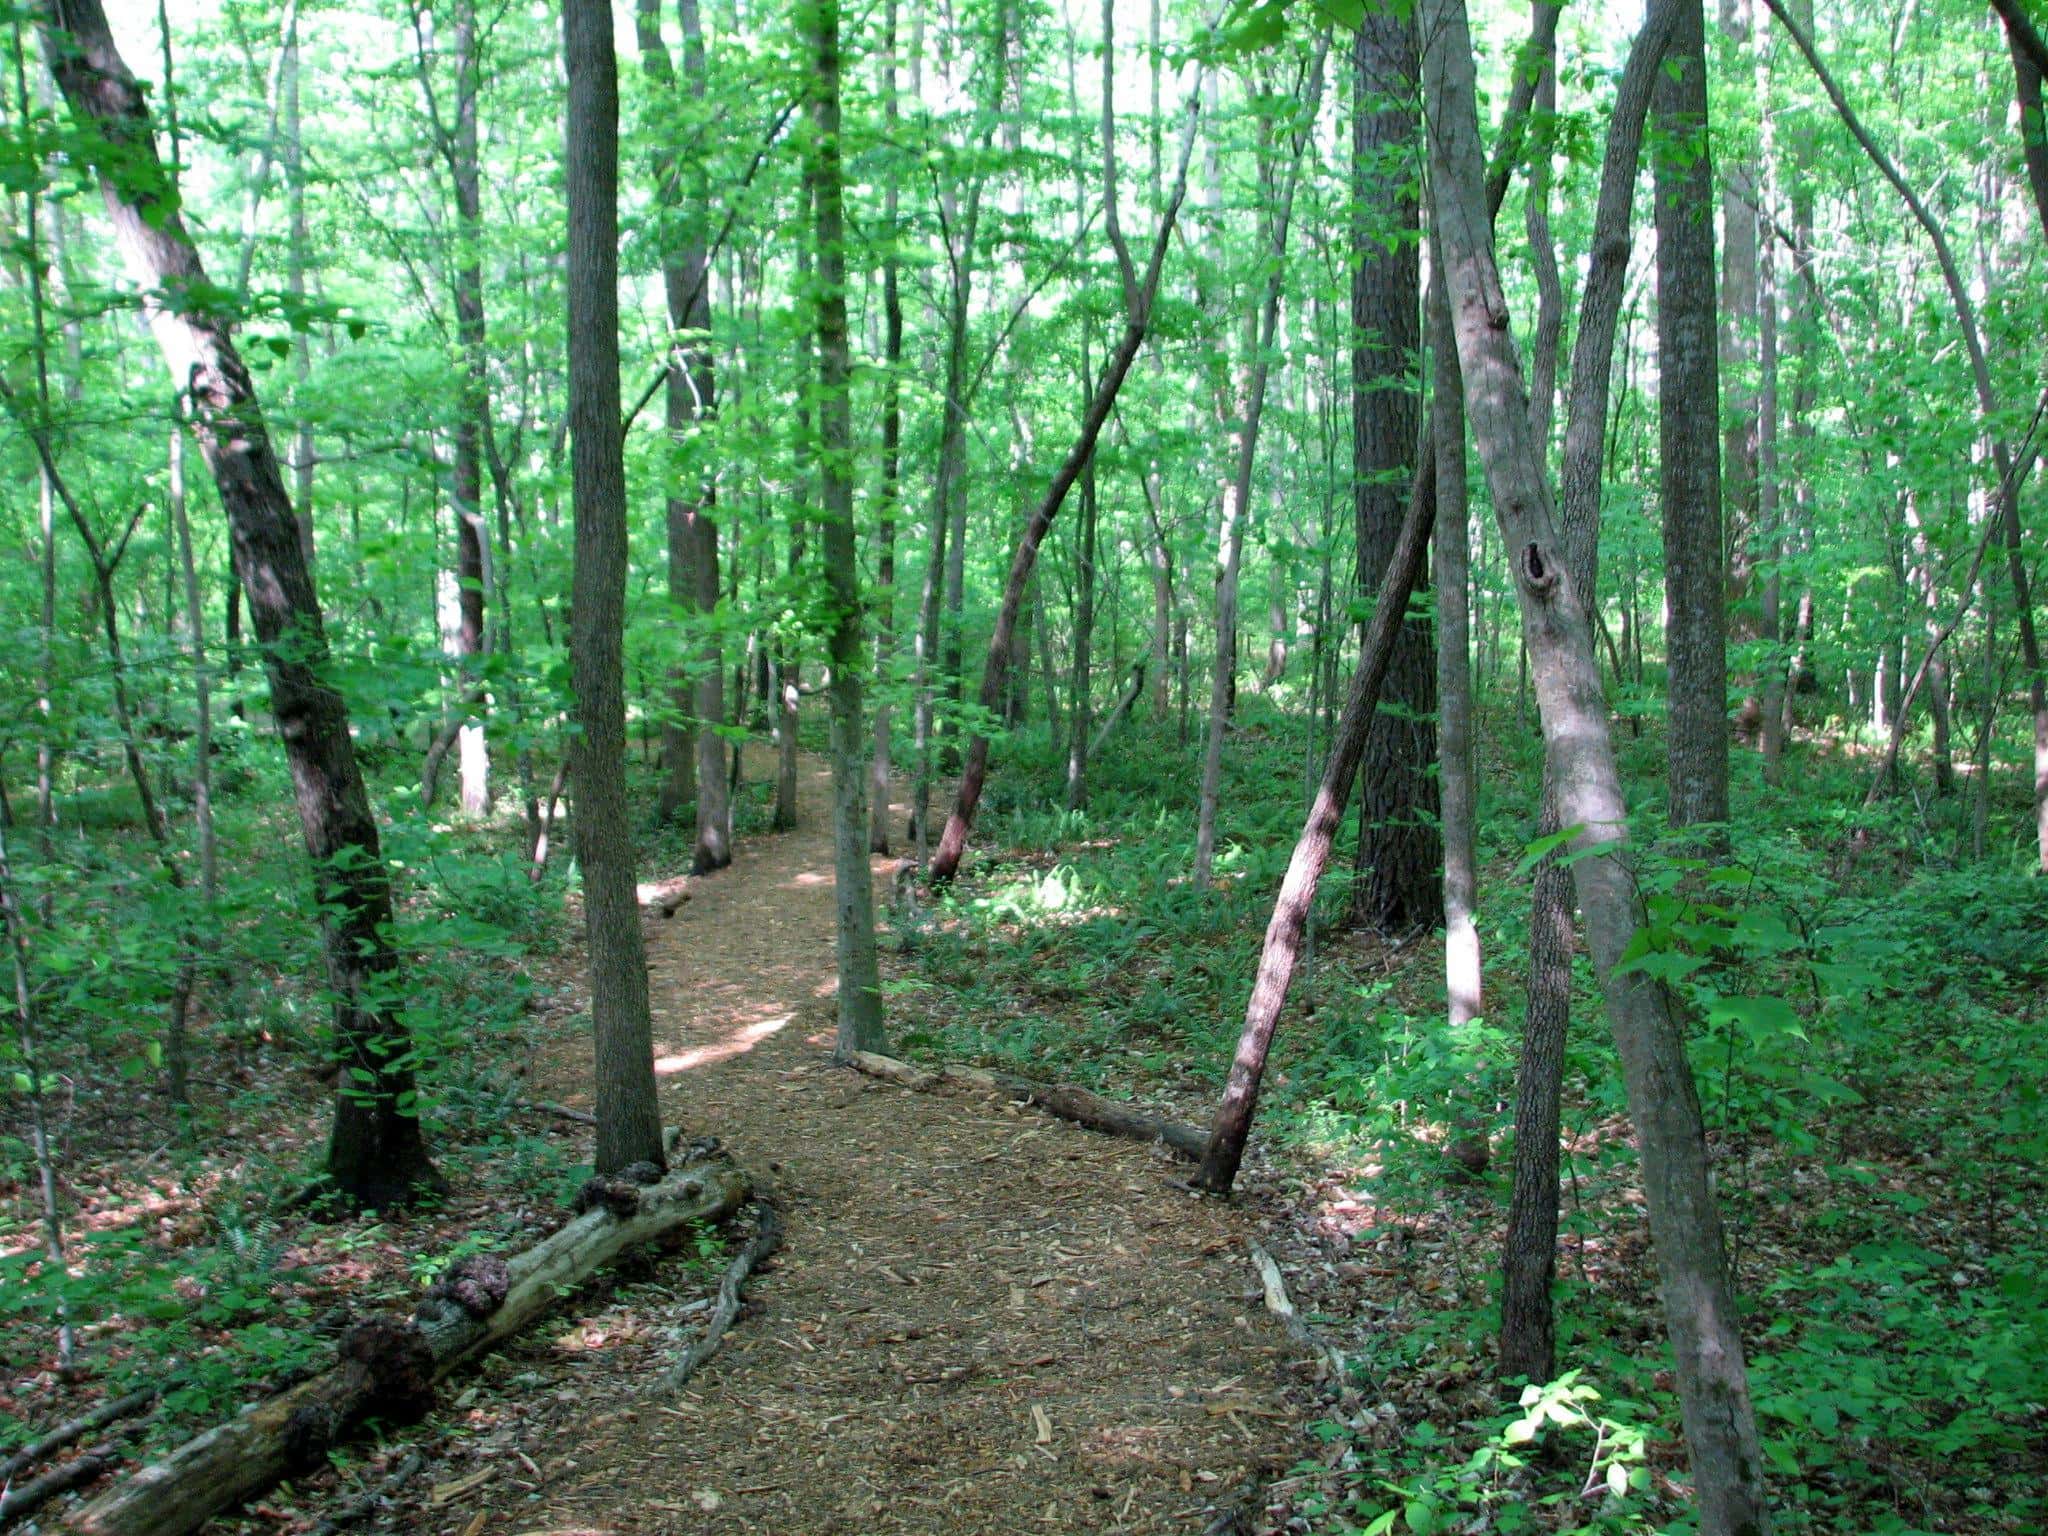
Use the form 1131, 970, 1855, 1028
847, 1051, 1206, 1161
2, 1442, 125, 1528
67, 1158, 747, 1536
0, 1390, 156, 1487
662, 1201, 784, 1391
1248, 1241, 1353, 1396
305, 1448, 424, 1536
514, 1099, 597, 1126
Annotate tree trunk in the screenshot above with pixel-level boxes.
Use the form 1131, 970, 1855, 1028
41, 0, 435, 1208
67, 1159, 746, 1536
869, 0, 904, 855
638, 0, 727, 872
1350, 12, 1439, 932
1196, 0, 1558, 1196
1656, 0, 1730, 831
929, 27, 1205, 883
1424, 0, 1770, 1525
1767, 0, 2047, 869
450, 0, 490, 816
564, 0, 664, 1176
1430, 263, 1480, 1041
1066, 423, 1100, 810
1991, 0, 2048, 242
804, 0, 887, 1060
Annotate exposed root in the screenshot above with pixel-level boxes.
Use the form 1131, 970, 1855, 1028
661, 1201, 783, 1392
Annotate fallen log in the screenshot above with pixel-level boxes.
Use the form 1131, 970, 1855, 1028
0, 1390, 156, 1487
847, 1051, 1207, 1161
66, 1158, 747, 1536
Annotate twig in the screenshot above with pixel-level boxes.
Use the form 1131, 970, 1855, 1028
0, 1389, 156, 1486
661, 1202, 783, 1392
306, 1448, 425, 1536
1247, 1241, 1354, 1397
514, 1100, 597, 1127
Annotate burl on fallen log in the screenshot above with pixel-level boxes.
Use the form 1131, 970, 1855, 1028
67, 1156, 747, 1536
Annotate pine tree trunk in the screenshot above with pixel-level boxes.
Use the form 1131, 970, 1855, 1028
1656, 0, 1730, 831
1350, 12, 1439, 931
564, 0, 664, 1176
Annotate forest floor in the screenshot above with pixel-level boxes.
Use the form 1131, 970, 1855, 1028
353, 755, 1322, 1536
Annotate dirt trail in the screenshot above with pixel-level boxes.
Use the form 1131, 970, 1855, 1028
451, 759, 1314, 1534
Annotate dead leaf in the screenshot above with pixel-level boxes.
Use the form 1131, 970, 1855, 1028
1032, 1404, 1053, 1444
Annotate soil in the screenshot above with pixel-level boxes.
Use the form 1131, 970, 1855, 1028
372, 758, 1322, 1536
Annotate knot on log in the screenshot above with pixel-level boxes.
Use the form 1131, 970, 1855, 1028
341, 1317, 437, 1407
427, 1254, 512, 1318
283, 1396, 348, 1469
573, 1161, 667, 1217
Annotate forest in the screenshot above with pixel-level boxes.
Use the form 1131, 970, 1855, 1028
2, 0, 2046, 1531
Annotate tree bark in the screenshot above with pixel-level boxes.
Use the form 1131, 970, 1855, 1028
564, 0, 664, 1175
804, 0, 887, 1060
40, 0, 434, 1208
1423, 0, 1770, 1526
1656, 0, 1730, 831
1350, 12, 1438, 932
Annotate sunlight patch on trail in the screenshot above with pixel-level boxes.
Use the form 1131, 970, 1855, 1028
655, 1012, 794, 1074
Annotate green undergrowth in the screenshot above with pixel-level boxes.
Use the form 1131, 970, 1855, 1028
889, 707, 2048, 1534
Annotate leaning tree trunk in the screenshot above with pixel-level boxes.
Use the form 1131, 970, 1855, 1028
1195, 0, 1559, 1197
39, 0, 434, 1208
564, 0, 664, 1176
929, 17, 1206, 883
1423, 0, 1770, 1527
804, 0, 887, 1060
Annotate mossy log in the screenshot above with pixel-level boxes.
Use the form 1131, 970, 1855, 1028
66, 1159, 747, 1536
